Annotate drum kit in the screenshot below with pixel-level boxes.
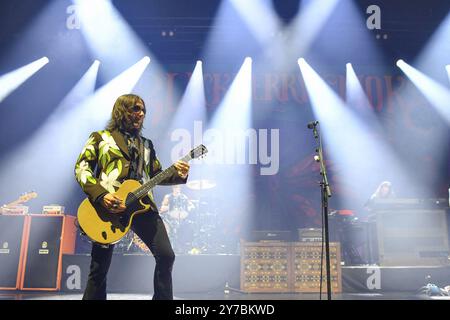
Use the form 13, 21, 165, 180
114, 179, 222, 255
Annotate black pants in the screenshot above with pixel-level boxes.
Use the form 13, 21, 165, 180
82, 212, 175, 300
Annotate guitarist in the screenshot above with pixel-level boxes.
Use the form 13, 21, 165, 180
74, 94, 190, 300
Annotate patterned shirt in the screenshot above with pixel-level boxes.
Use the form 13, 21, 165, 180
120, 130, 144, 183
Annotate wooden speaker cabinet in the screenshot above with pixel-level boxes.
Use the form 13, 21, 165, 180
240, 241, 291, 293
240, 241, 342, 293
292, 242, 342, 293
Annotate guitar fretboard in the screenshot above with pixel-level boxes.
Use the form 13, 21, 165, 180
132, 153, 192, 200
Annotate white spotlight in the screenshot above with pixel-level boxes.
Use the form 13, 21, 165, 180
297, 58, 306, 66
346, 63, 352, 68
0, 56, 50, 103
196, 60, 202, 66
245, 57, 252, 63
396, 59, 405, 67
143, 56, 151, 64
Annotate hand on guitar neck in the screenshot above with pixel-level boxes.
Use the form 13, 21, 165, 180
174, 160, 190, 179
101, 193, 126, 213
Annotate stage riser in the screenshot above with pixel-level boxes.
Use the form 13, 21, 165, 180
342, 266, 450, 293
61, 254, 241, 294
60, 254, 450, 294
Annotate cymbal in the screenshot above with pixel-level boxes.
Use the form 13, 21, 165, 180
186, 179, 216, 190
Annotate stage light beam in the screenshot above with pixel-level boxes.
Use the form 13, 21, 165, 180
446, 65, 450, 85
346, 62, 377, 119
0, 57, 49, 103
0, 57, 150, 212
280, 0, 341, 62
200, 57, 254, 252
164, 59, 207, 162
397, 60, 450, 124
298, 58, 417, 208
0, 59, 100, 211
228, 0, 280, 46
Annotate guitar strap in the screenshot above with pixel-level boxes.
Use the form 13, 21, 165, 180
137, 136, 144, 180
146, 139, 154, 178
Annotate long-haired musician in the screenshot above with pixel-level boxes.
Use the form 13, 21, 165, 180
74, 94, 190, 300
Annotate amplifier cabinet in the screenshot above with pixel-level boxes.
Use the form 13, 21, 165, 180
292, 242, 341, 293
240, 241, 291, 293
20, 214, 76, 291
0, 215, 28, 289
240, 241, 341, 293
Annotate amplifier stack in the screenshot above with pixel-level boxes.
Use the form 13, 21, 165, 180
0, 214, 76, 290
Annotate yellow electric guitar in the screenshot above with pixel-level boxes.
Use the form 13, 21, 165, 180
77, 144, 207, 244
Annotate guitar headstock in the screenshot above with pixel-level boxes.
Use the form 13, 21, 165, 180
190, 144, 208, 160
18, 191, 38, 204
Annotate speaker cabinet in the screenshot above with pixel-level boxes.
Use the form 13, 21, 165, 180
0, 215, 28, 289
240, 241, 342, 293
240, 241, 291, 293
376, 209, 450, 266
292, 242, 342, 293
20, 214, 76, 290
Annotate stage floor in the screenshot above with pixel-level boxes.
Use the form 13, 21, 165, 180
0, 291, 444, 300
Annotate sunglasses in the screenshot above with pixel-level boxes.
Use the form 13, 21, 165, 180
130, 105, 146, 114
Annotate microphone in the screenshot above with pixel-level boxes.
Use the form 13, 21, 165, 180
307, 120, 319, 129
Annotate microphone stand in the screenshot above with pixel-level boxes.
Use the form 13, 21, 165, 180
311, 122, 332, 300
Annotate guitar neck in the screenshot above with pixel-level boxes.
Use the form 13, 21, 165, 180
132, 154, 191, 200
4, 200, 20, 207
4, 197, 28, 207
2, 192, 37, 208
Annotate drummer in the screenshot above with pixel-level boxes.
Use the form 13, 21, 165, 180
160, 185, 195, 220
